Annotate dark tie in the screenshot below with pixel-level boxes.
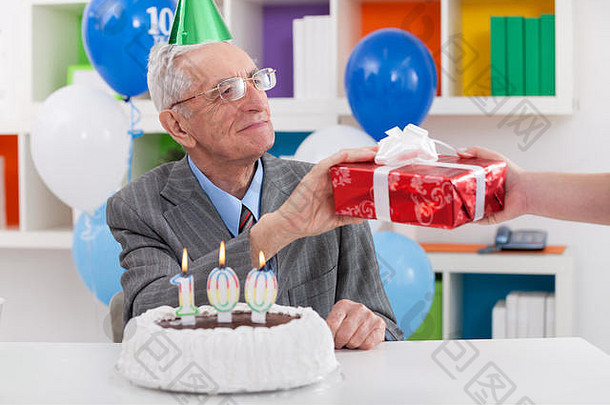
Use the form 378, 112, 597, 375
240, 204, 275, 272
239, 204, 255, 234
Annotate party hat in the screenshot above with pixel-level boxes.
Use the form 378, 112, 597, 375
169, 0, 233, 45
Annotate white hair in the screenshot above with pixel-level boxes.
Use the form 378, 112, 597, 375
147, 42, 210, 115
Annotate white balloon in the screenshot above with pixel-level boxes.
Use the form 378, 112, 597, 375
31, 85, 131, 211
293, 125, 377, 164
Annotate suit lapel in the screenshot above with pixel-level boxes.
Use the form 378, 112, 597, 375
260, 153, 294, 215
260, 154, 304, 292
160, 154, 303, 275
161, 157, 232, 259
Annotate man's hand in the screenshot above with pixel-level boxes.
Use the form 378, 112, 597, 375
326, 299, 386, 350
249, 146, 377, 267
459, 146, 528, 224
276, 146, 377, 240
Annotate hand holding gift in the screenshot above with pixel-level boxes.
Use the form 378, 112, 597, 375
458, 146, 610, 226
330, 125, 507, 229
458, 146, 525, 225
274, 147, 377, 240
250, 147, 378, 268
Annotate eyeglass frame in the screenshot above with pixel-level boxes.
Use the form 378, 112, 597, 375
169, 67, 277, 109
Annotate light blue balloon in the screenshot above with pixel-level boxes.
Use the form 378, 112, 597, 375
72, 202, 125, 306
373, 232, 434, 339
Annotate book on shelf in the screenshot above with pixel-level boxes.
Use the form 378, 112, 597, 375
505, 291, 519, 338
545, 294, 555, 337
516, 291, 529, 338
490, 14, 555, 96
540, 14, 556, 95
522, 292, 547, 338
304, 15, 320, 98
0, 156, 5, 230
490, 16, 507, 96
492, 299, 506, 339
506, 16, 525, 95
494, 291, 555, 339
524, 17, 541, 95
292, 15, 333, 100
292, 18, 305, 99
408, 278, 443, 341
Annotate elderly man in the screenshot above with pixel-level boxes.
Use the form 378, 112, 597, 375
107, 41, 403, 349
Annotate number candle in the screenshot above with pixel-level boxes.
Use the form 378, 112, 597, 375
170, 248, 199, 325
207, 241, 240, 323
245, 251, 277, 324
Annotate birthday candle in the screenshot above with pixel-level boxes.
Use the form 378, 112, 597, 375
207, 241, 240, 323
245, 251, 277, 324
170, 248, 199, 324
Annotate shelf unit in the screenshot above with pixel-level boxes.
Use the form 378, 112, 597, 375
0, 228, 72, 250
3, 0, 573, 242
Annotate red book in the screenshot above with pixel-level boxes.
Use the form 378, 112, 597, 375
330, 156, 506, 229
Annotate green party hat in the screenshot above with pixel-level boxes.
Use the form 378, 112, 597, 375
169, 0, 233, 45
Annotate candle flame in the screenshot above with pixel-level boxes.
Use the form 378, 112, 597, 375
181, 248, 188, 273
219, 241, 226, 267
258, 251, 266, 269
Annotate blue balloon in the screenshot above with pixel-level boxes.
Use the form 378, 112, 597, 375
72, 203, 125, 306
373, 232, 434, 339
82, 0, 177, 97
345, 28, 437, 141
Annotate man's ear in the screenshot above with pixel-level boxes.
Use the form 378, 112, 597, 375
159, 109, 196, 149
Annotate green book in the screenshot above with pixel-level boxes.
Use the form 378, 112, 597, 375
524, 18, 541, 95
540, 14, 556, 95
408, 279, 443, 341
490, 16, 508, 96
506, 16, 525, 95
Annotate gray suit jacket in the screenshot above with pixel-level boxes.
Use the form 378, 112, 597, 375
107, 153, 402, 339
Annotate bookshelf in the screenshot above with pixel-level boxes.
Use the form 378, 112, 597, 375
0, 0, 575, 341
423, 246, 574, 339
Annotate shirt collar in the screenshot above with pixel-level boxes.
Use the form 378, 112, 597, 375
187, 155, 263, 237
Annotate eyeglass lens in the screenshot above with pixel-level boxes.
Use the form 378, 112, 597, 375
253, 69, 276, 91
218, 69, 276, 101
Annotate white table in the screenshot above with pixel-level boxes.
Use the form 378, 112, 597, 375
1, 338, 609, 404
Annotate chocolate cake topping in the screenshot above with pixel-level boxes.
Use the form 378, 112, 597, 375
157, 310, 299, 330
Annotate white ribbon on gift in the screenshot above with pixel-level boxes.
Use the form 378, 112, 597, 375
373, 124, 486, 222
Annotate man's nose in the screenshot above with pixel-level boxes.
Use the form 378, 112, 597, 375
240, 80, 268, 111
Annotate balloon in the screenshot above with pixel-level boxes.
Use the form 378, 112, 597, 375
31, 85, 130, 211
83, 0, 177, 97
373, 232, 434, 339
293, 125, 376, 164
72, 202, 125, 306
345, 28, 437, 141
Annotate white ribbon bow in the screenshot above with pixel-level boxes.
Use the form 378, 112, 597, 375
372, 124, 486, 223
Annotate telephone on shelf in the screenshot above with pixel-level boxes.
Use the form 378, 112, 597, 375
478, 226, 548, 253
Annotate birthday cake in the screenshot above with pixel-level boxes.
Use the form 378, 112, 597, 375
116, 302, 339, 393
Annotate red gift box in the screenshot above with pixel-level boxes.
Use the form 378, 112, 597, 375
330, 155, 506, 229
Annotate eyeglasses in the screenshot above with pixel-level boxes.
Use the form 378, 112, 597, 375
170, 68, 277, 108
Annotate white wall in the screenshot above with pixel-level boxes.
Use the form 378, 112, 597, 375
418, 0, 610, 353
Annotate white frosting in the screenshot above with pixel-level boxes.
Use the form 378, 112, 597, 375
117, 303, 339, 393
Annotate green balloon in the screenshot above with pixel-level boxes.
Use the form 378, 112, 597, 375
169, 0, 233, 45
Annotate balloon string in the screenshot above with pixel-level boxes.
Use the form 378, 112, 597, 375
127, 99, 144, 182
